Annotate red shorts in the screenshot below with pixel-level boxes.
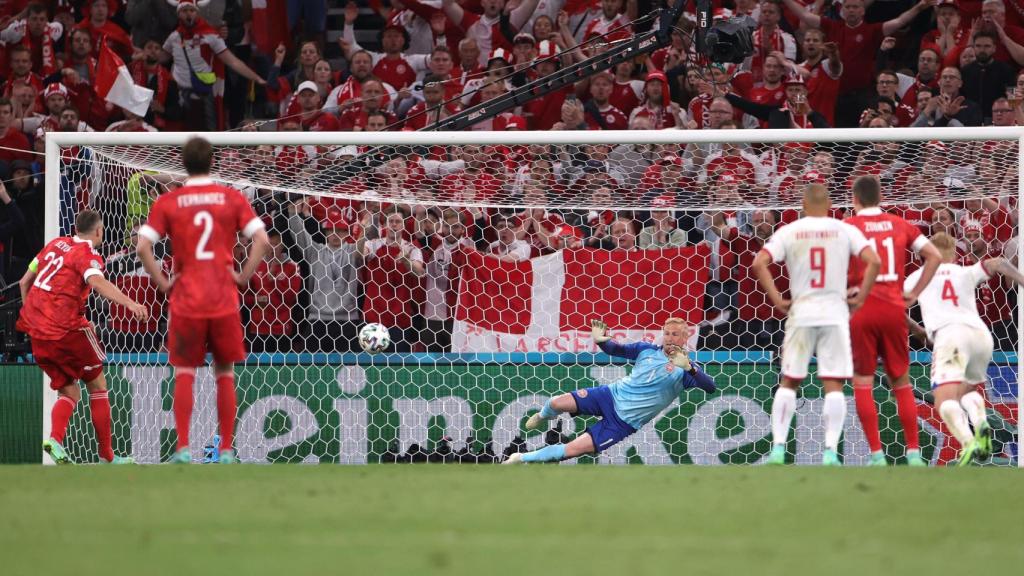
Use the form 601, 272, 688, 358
32, 326, 106, 390
850, 303, 909, 379
168, 311, 246, 367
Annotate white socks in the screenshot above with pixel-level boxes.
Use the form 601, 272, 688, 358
823, 391, 846, 452
939, 400, 974, 446
960, 391, 986, 428
771, 387, 797, 446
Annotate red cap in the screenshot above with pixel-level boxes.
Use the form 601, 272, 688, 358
503, 115, 527, 130
44, 83, 68, 99
645, 71, 670, 106
783, 73, 806, 87
962, 219, 983, 234
535, 40, 560, 61
936, 0, 959, 10
488, 47, 513, 64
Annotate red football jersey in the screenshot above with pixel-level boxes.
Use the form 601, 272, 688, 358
845, 207, 926, 309
17, 236, 105, 340
140, 178, 263, 318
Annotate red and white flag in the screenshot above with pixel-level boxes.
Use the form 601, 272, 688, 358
96, 41, 153, 118
452, 246, 710, 353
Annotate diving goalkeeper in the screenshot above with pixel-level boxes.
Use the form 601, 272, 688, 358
504, 318, 717, 464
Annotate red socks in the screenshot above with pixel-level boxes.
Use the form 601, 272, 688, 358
853, 386, 882, 453
89, 390, 114, 462
173, 370, 196, 450
216, 373, 237, 451
892, 385, 920, 450
50, 396, 77, 444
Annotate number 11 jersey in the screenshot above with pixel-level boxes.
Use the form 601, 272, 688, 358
139, 177, 264, 318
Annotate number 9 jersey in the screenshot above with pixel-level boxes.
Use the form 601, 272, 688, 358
138, 177, 264, 319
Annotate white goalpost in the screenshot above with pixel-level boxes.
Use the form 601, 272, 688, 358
43, 128, 1024, 466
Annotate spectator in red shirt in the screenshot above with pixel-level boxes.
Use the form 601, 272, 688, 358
0, 99, 31, 165
750, 0, 797, 85
960, 219, 1017, 350
2, 45, 44, 99
75, 0, 136, 60
794, 30, 842, 126
730, 208, 786, 349
338, 80, 398, 130
1, 3, 64, 76
924, 0, 970, 64
628, 71, 684, 129
292, 81, 339, 132
129, 38, 179, 130
584, 71, 632, 130
442, 0, 542, 67
781, 0, 931, 126
245, 230, 301, 353
747, 53, 786, 127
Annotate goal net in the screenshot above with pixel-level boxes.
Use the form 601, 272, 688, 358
44, 128, 1021, 466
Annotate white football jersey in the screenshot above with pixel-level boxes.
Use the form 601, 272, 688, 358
905, 262, 990, 338
763, 216, 871, 327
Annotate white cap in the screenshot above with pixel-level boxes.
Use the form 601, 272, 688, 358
296, 80, 319, 94
335, 145, 359, 158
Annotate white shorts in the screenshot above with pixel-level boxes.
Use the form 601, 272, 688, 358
931, 325, 994, 388
781, 324, 853, 381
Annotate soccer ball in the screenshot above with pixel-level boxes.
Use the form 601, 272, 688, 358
358, 323, 391, 354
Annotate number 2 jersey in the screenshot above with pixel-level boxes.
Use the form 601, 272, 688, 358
905, 261, 992, 339
845, 207, 930, 310
139, 178, 264, 318
761, 216, 871, 327
17, 236, 105, 340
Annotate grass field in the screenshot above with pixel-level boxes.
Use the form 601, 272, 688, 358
0, 466, 1020, 576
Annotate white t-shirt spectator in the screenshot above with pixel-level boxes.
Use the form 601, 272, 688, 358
163, 28, 227, 90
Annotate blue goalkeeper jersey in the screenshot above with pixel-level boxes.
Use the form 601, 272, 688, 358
597, 340, 716, 429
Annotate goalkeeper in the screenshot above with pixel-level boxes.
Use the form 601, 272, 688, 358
504, 318, 716, 464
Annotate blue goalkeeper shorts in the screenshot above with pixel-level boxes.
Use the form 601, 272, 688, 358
570, 385, 637, 453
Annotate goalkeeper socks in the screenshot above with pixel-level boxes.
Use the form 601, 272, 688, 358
959, 391, 986, 429
89, 390, 114, 462
521, 444, 567, 463
770, 387, 797, 446
892, 385, 920, 450
853, 386, 882, 453
216, 373, 237, 451
173, 369, 195, 450
939, 400, 974, 446
539, 399, 559, 420
823, 391, 846, 452
50, 396, 77, 444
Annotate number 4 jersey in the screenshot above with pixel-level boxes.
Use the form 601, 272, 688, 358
905, 261, 992, 339
17, 236, 105, 340
139, 178, 264, 318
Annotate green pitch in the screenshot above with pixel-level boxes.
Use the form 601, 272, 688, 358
0, 466, 1019, 576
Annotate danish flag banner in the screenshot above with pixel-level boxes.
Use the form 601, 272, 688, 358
95, 42, 154, 117
452, 245, 710, 353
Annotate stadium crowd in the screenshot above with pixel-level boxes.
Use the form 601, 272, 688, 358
0, 0, 1022, 355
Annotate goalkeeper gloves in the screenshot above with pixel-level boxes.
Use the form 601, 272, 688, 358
590, 319, 611, 343
666, 347, 692, 371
